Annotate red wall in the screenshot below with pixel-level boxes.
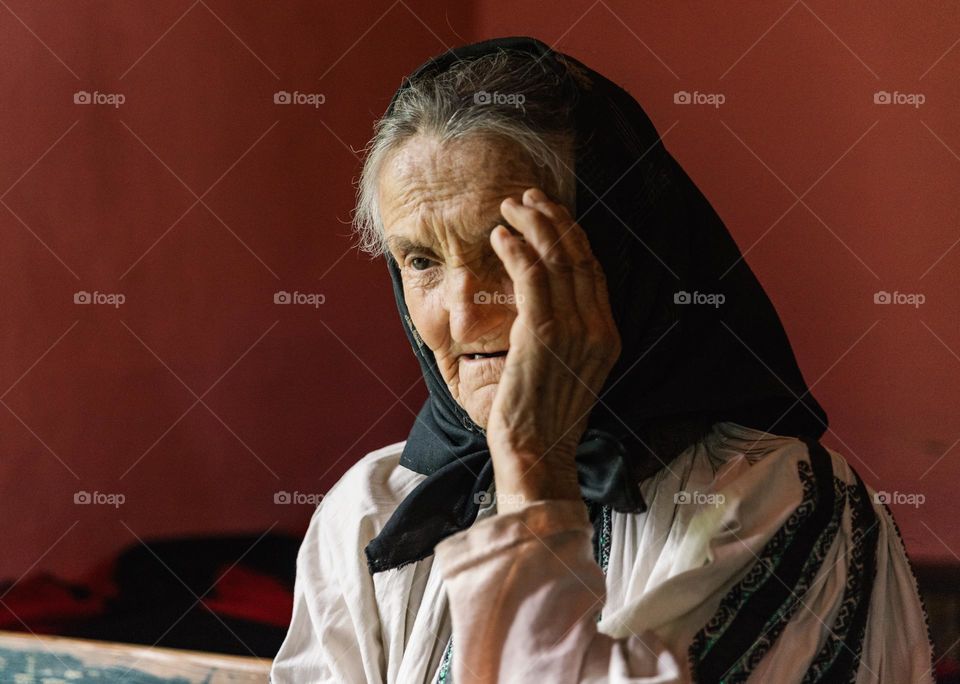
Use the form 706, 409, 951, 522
1, 1, 957, 583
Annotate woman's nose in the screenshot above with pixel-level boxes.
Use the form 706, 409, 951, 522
444, 269, 511, 344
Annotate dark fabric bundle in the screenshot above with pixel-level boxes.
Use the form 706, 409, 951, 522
364, 36, 828, 575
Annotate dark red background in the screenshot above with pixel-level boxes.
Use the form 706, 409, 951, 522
1, 1, 958, 582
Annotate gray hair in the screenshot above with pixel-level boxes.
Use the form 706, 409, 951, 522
352, 49, 581, 257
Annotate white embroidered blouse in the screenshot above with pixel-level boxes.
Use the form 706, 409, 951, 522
270, 421, 934, 683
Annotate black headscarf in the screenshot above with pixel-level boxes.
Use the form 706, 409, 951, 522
363, 36, 828, 575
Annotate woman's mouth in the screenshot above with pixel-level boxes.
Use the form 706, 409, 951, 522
461, 351, 508, 361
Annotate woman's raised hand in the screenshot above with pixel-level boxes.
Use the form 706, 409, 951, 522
486, 187, 621, 514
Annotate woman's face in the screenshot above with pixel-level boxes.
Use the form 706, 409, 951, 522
378, 135, 545, 428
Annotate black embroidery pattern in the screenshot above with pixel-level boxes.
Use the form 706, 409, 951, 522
588, 499, 614, 575
801, 476, 877, 683
688, 460, 818, 664
589, 501, 613, 624
807, 471, 879, 683
690, 438, 843, 683
727, 475, 847, 681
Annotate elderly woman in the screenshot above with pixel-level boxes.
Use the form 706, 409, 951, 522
269, 37, 934, 683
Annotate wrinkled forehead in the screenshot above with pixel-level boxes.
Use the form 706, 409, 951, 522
377, 135, 541, 250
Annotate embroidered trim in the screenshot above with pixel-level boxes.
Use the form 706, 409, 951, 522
598, 504, 613, 574
589, 500, 613, 576
725, 474, 846, 681
688, 460, 818, 665
589, 501, 613, 624
690, 438, 843, 683
802, 473, 877, 683
435, 631, 454, 684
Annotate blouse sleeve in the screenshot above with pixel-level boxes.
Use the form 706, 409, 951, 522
433, 498, 689, 684
270, 500, 383, 684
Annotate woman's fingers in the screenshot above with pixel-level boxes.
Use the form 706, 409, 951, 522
521, 188, 588, 261
519, 189, 602, 317
495, 188, 620, 379
519, 189, 621, 371
500, 196, 578, 323
500, 196, 556, 257
489, 224, 553, 325
521, 188, 593, 260
518, 189, 616, 340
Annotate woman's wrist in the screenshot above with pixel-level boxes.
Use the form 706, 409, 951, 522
491, 449, 581, 514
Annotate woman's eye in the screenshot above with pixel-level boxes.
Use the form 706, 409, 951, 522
409, 256, 434, 271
